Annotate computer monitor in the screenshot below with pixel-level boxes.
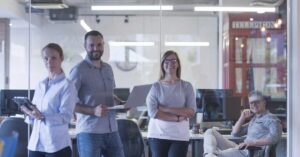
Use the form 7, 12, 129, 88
223, 96, 242, 121
196, 89, 241, 122
114, 88, 130, 101
196, 89, 233, 112
201, 95, 224, 122
0, 90, 34, 116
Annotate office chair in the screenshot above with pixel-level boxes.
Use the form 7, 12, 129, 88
117, 119, 144, 157
137, 110, 149, 131
246, 144, 277, 157
0, 131, 18, 157
0, 117, 28, 157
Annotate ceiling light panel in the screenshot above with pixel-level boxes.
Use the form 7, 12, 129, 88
91, 5, 173, 11
194, 6, 276, 13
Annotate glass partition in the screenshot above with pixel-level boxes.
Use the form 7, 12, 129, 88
0, 0, 289, 156
2, 0, 288, 132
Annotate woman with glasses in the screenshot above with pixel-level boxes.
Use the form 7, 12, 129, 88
146, 50, 197, 157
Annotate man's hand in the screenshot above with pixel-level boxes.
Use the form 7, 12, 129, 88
178, 115, 188, 122
240, 109, 254, 120
93, 104, 108, 117
232, 109, 254, 135
238, 141, 256, 149
21, 105, 45, 120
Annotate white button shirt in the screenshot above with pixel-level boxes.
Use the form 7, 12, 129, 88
25, 73, 77, 153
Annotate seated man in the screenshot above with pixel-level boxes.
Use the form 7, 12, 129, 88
203, 91, 282, 157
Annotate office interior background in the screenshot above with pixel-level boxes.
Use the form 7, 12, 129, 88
0, 0, 300, 156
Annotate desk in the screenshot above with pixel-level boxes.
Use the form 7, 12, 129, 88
69, 129, 287, 157
140, 131, 244, 157
141, 131, 287, 157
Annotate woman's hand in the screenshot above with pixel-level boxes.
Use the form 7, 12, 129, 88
20, 105, 45, 120
178, 115, 188, 122
159, 105, 194, 118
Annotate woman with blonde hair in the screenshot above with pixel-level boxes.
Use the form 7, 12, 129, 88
146, 50, 197, 157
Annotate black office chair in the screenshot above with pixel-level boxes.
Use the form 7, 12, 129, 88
0, 117, 28, 157
246, 144, 277, 157
117, 119, 144, 157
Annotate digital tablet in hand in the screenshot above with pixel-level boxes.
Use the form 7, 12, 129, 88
13, 97, 34, 111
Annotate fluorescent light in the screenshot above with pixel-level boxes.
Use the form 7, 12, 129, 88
31, 3, 68, 9
194, 6, 276, 13
80, 20, 92, 32
91, 5, 173, 11
165, 42, 210, 47
109, 41, 155, 47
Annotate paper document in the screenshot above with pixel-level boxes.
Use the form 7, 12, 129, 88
107, 105, 126, 110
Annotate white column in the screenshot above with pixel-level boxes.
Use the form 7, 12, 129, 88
289, 0, 300, 156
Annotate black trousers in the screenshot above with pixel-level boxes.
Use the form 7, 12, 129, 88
29, 146, 72, 157
148, 138, 189, 157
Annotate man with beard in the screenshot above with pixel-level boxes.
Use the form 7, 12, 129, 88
69, 30, 125, 157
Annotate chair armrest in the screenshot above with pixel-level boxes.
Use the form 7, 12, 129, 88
238, 145, 262, 150
241, 146, 262, 157
246, 146, 262, 151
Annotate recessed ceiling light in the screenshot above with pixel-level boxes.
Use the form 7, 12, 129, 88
91, 5, 173, 11
80, 20, 92, 32
165, 42, 210, 47
108, 41, 155, 46
194, 6, 276, 13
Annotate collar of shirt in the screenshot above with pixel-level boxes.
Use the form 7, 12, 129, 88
43, 72, 66, 87
254, 110, 269, 118
84, 56, 103, 69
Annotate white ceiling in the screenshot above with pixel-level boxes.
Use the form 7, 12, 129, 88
39, 0, 220, 16
0, 0, 284, 22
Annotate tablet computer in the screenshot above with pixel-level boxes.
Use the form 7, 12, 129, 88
12, 96, 34, 111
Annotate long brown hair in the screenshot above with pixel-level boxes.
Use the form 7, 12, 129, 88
159, 50, 181, 80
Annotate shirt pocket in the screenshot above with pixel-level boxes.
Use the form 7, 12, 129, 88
104, 77, 115, 93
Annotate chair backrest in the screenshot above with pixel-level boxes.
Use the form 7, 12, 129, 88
117, 119, 144, 157
0, 117, 28, 157
251, 143, 281, 157
274, 139, 287, 157
263, 145, 275, 157
137, 110, 149, 131
0, 131, 18, 157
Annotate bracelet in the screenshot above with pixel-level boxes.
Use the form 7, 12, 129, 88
177, 115, 180, 122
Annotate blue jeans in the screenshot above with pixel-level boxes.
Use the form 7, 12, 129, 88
148, 138, 189, 157
77, 132, 125, 157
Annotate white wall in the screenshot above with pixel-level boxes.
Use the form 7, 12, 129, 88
0, 38, 4, 88
9, 15, 218, 89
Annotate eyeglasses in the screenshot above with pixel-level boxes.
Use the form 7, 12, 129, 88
164, 59, 177, 64
249, 100, 262, 105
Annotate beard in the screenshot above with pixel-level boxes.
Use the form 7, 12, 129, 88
88, 50, 103, 61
